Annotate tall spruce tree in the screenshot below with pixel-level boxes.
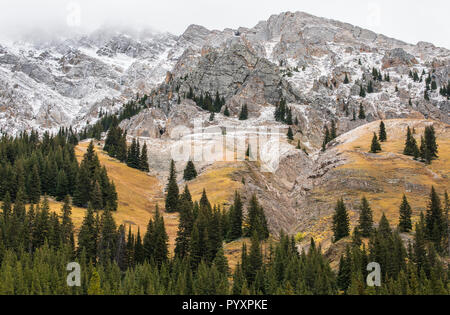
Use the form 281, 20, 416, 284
175, 186, 194, 259
77, 203, 98, 261
425, 187, 444, 251
165, 160, 179, 213
358, 197, 373, 237
228, 191, 243, 241
398, 195, 413, 233
370, 133, 382, 153
244, 195, 269, 240
403, 127, 419, 158
139, 143, 149, 172
183, 161, 198, 181
239, 104, 249, 121
358, 104, 366, 119
332, 198, 350, 242
379, 121, 387, 142
287, 127, 294, 141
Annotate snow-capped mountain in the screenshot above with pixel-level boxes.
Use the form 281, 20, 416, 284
0, 11, 449, 136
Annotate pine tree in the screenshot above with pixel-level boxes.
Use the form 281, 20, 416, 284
332, 198, 350, 242
421, 126, 438, 164
87, 269, 103, 295
337, 249, 352, 293
77, 203, 98, 261
228, 191, 243, 241
358, 197, 373, 237
287, 127, 294, 141
98, 209, 117, 263
344, 73, 349, 84
379, 121, 387, 142
246, 232, 263, 284
399, 195, 413, 233
359, 85, 366, 98
90, 181, 103, 211
367, 81, 374, 93
183, 161, 198, 181
239, 104, 248, 121
165, 160, 179, 213
143, 205, 168, 266
330, 121, 337, 140
55, 170, 68, 202
29, 164, 41, 204
403, 127, 419, 157
224, 106, 230, 117
425, 187, 444, 251
175, 186, 194, 259
60, 196, 75, 249
358, 104, 366, 119
370, 133, 382, 153
139, 143, 149, 172
245, 195, 269, 240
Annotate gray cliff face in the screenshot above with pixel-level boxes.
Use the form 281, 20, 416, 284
1, 11, 449, 136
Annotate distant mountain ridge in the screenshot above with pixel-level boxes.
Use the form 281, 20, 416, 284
0, 11, 448, 136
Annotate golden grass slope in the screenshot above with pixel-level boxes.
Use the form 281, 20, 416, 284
48, 141, 244, 256
305, 119, 449, 248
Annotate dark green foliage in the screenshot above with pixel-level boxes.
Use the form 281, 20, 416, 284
73, 142, 117, 211
399, 195, 413, 233
358, 103, 366, 119
0, 131, 115, 211
379, 121, 387, 142
370, 133, 382, 153
175, 186, 194, 259
183, 161, 198, 181
287, 127, 294, 141
244, 195, 269, 240
165, 160, 179, 213
403, 127, 420, 158
239, 104, 249, 121
359, 85, 366, 98
139, 143, 150, 172
419, 126, 438, 164
425, 187, 445, 252
103, 118, 128, 163
274, 98, 293, 125
332, 199, 350, 242
344, 73, 349, 84
143, 205, 168, 267
223, 106, 230, 117
77, 203, 98, 261
358, 197, 373, 237
0, 184, 448, 295
227, 192, 243, 242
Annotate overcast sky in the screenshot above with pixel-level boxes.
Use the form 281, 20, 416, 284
0, 0, 449, 48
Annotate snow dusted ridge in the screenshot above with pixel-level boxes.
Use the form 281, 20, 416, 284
0, 11, 449, 137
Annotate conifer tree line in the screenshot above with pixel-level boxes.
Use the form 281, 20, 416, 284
0, 130, 117, 211
322, 121, 337, 151
79, 94, 150, 141
274, 98, 294, 125
332, 188, 448, 255
186, 88, 226, 113
332, 189, 449, 295
403, 126, 439, 164
165, 161, 268, 243
103, 119, 149, 173
0, 182, 448, 294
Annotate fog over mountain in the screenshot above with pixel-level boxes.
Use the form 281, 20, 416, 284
0, 0, 449, 49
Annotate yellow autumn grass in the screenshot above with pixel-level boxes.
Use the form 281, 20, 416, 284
47, 141, 243, 256
306, 119, 450, 247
